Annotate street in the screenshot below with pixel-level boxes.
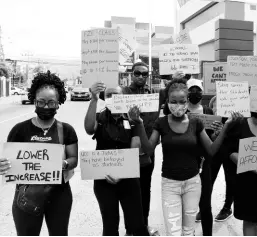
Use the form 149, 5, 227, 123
0, 99, 243, 236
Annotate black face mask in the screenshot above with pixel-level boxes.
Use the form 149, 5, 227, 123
188, 93, 202, 105
251, 112, 257, 118
35, 107, 57, 120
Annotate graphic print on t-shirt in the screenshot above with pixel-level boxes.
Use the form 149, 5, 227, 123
30, 135, 52, 142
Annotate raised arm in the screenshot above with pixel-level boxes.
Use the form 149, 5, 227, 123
84, 82, 105, 135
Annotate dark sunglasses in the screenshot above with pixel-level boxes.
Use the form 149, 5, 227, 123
133, 70, 149, 78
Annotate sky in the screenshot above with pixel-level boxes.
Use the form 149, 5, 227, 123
0, 0, 176, 61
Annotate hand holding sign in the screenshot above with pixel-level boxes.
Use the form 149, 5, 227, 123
106, 175, 120, 185
210, 121, 223, 135
128, 106, 143, 124
90, 82, 106, 100
224, 112, 244, 131
172, 71, 185, 80
0, 158, 11, 175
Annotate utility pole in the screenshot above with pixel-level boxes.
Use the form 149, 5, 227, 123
0, 26, 5, 62
21, 51, 34, 87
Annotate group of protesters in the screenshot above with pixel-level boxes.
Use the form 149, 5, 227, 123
0, 63, 257, 236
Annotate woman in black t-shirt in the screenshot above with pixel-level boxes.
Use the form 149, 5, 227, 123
228, 112, 257, 236
0, 71, 78, 236
84, 82, 149, 236
128, 79, 241, 236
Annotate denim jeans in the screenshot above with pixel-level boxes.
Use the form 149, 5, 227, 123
162, 174, 201, 236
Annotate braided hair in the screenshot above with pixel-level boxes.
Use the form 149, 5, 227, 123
163, 78, 188, 115
28, 70, 66, 104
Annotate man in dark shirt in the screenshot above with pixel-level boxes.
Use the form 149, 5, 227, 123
124, 62, 166, 236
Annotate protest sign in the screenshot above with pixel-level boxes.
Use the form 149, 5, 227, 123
174, 29, 192, 44
237, 137, 257, 174
80, 148, 140, 180
2, 143, 64, 184
216, 81, 250, 117
250, 85, 257, 112
203, 62, 227, 94
81, 28, 119, 88
188, 113, 222, 130
112, 24, 136, 64
159, 44, 199, 75
111, 93, 159, 113
227, 56, 257, 85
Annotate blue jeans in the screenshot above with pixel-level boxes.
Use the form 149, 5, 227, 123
162, 174, 201, 236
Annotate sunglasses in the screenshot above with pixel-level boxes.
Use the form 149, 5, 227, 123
133, 70, 149, 78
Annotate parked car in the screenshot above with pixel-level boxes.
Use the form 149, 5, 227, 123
64, 86, 68, 93
11, 87, 25, 95
70, 87, 91, 101
21, 88, 33, 105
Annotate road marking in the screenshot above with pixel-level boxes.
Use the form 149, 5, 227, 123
0, 112, 34, 124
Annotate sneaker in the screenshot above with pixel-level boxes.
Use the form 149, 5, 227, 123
195, 212, 201, 223
215, 208, 233, 222
148, 227, 160, 236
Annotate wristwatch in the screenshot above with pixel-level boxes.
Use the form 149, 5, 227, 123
63, 160, 69, 170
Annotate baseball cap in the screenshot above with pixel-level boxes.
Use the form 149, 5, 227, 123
187, 79, 203, 91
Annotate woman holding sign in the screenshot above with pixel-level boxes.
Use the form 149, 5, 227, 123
84, 82, 149, 236
128, 78, 241, 236
227, 109, 257, 236
0, 71, 78, 236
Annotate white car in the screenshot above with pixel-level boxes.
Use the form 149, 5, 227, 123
11, 87, 25, 95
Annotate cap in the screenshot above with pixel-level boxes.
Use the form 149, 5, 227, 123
187, 79, 203, 91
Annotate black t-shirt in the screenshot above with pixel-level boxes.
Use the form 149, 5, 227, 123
7, 119, 78, 145
93, 109, 138, 150
153, 116, 204, 181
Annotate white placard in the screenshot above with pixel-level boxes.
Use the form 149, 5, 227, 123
227, 56, 257, 85
2, 143, 64, 184
111, 93, 159, 113
237, 137, 257, 174
250, 85, 257, 112
174, 28, 192, 44
81, 28, 119, 88
80, 149, 140, 180
216, 81, 250, 117
159, 44, 199, 75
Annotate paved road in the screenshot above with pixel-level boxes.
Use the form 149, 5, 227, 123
0, 99, 243, 236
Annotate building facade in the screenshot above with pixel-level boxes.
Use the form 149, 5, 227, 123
178, 0, 257, 62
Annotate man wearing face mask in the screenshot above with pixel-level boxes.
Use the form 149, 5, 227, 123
187, 79, 215, 236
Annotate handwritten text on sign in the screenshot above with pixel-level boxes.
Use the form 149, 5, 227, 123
250, 85, 257, 112
81, 29, 119, 88
227, 56, 257, 85
238, 137, 257, 174
174, 29, 192, 44
188, 113, 222, 130
80, 149, 140, 180
203, 62, 227, 94
159, 44, 199, 75
2, 143, 64, 184
216, 81, 250, 118
111, 93, 159, 113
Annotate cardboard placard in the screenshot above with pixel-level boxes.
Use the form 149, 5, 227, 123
237, 137, 257, 174
81, 28, 119, 88
250, 85, 257, 112
2, 142, 64, 184
159, 44, 199, 75
216, 81, 250, 117
188, 113, 222, 130
227, 56, 257, 85
111, 93, 159, 113
203, 62, 227, 94
80, 149, 140, 180
174, 28, 192, 44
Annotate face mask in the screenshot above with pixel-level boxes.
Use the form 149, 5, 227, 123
188, 92, 202, 105
168, 103, 188, 117
105, 98, 113, 111
35, 107, 57, 120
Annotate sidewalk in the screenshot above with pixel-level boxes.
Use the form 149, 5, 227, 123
0, 95, 21, 106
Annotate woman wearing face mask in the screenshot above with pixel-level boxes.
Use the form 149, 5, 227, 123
0, 71, 78, 236
128, 79, 241, 236
84, 82, 149, 236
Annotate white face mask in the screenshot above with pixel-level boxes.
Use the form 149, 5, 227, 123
168, 103, 188, 117
105, 98, 113, 111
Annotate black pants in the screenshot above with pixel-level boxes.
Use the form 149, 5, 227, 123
94, 178, 149, 236
12, 183, 73, 236
199, 160, 213, 236
211, 148, 237, 210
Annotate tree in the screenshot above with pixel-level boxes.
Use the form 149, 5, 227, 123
0, 63, 9, 78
